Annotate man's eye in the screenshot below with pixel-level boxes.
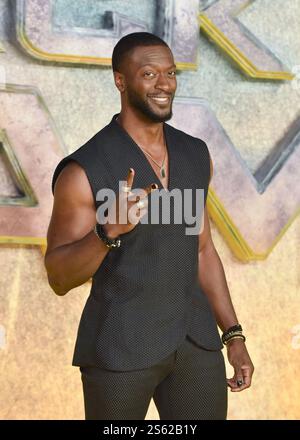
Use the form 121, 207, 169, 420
144, 72, 155, 77
169, 71, 176, 76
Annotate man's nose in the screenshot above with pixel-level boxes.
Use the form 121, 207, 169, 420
155, 73, 173, 91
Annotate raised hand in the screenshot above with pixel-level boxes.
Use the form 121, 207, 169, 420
101, 168, 158, 238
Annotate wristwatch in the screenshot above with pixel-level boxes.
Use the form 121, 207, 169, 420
93, 223, 121, 249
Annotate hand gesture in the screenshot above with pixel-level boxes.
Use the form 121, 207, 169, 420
100, 168, 158, 238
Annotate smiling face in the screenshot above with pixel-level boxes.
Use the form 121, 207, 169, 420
115, 45, 177, 122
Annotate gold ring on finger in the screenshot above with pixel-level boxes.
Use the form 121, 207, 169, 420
137, 199, 145, 209
121, 185, 131, 193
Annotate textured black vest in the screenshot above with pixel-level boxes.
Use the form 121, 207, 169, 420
51, 114, 223, 371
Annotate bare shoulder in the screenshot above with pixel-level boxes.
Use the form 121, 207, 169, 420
53, 160, 91, 193
53, 160, 94, 207
46, 160, 96, 254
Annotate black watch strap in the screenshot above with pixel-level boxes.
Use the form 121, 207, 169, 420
93, 223, 121, 249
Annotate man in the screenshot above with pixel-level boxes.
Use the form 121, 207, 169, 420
45, 32, 254, 420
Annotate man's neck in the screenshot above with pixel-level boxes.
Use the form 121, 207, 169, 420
117, 110, 165, 149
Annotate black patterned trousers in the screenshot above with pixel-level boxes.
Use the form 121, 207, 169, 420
80, 334, 228, 420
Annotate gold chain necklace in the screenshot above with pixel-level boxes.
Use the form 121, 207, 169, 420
116, 116, 167, 178
139, 141, 167, 178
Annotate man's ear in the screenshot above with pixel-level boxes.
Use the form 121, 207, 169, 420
114, 71, 126, 93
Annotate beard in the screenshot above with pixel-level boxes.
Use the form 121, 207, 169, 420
126, 86, 174, 123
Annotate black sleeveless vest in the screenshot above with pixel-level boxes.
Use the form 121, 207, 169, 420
51, 114, 223, 371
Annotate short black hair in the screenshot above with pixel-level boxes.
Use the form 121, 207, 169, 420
112, 32, 170, 72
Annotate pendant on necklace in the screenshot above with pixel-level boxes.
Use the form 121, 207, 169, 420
161, 168, 165, 178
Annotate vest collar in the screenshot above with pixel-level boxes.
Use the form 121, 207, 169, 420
109, 113, 177, 192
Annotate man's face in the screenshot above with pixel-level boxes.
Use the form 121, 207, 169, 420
121, 45, 177, 122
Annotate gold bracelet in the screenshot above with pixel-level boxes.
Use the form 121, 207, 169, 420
222, 330, 244, 344
224, 335, 245, 345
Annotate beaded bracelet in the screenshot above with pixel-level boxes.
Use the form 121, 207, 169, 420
221, 324, 244, 345
224, 324, 242, 334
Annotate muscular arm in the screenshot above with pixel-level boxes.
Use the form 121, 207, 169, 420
198, 156, 239, 332
44, 161, 110, 296
198, 154, 254, 391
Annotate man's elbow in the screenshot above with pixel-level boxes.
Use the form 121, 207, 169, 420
47, 275, 68, 296
44, 253, 68, 296
51, 283, 68, 297
44, 263, 67, 296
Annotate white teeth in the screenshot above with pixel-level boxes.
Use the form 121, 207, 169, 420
150, 97, 169, 102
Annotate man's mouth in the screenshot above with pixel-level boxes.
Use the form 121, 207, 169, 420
148, 95, 171, 104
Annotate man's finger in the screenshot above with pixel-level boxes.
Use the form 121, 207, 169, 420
144, 182, 158, 196
136, 198, 148, 211
128, 188, 148, 204
137, 207, 148, 220
227, 378, 237, 389
120, 168, 134, 197
228, 377, 246, 392
241, 366, 252, 387
230, 368, 252, 392
231, 383, 248, 392
126, 168, 134, 189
